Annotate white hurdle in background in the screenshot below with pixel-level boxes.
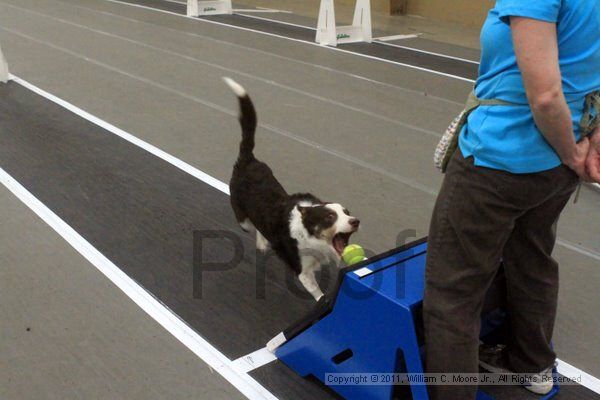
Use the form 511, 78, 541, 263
187, 0, 232, 17
0, 42, 9, 83
316, 0, 372, 46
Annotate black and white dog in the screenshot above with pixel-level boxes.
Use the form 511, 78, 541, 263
224, 77, 360, 301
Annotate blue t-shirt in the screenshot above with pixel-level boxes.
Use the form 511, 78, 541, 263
459, 0, 600, 173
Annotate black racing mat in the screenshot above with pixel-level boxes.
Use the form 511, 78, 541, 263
117, 0, 478, 81
1, 82, 596, 399
0, 81, 334, 399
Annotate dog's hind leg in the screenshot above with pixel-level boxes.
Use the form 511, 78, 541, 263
256, 231, 270, 252
299, 256, 324, 301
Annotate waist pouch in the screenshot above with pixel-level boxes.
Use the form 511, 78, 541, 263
434, 90, 600, 173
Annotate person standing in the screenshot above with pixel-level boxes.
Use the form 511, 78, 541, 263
423, 0, 600, 399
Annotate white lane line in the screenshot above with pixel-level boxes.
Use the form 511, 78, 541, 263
556, 238, 600, 262
234, 12, 316, 31
374, 40, 480, 65
5, 2, 600, 388
159, 0, 477, 69
232, 348, 278, 374
376, 33, 421, 41
0, 27, 438, 195
0, 3, 442, 139
0, 164, 275, 400
4, 151, 600, 393
4, 72, 600, 392
234, 9, 292, 14
557, 359, 600, 395
149, 0, 292, 13
3, 20, 598, 260
256, 6, 293, 14
10, 74, 230, 195
52, 0, 464, 107
229, 12, 481, 69
184, 2, 479, 70
6, 17, 599, 258
98, 0, 475, 83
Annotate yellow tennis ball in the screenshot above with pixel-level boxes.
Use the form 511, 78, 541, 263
342, 244, 366, 265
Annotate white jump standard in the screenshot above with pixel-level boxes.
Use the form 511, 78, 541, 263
187, 0, 232, 17
316, 0, 372, 46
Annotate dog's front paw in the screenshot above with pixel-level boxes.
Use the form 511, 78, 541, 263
256, 231, 270, 252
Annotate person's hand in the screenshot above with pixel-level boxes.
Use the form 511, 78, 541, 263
563, 137, 591, 181
585, 129, 600, 183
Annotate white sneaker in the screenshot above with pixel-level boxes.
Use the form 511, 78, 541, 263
479, 344, 555, 395
523, 366, 554, 395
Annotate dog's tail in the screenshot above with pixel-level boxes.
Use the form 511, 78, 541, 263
223, 77, 257, 162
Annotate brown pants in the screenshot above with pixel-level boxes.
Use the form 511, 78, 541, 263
423, 150, 578, 400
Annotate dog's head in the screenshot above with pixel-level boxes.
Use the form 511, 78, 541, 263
297, 203, 360, 258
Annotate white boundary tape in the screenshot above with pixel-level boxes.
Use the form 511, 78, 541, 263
99, 0, 475, 83
41, 0, 468, 107
214, 12, 479, 66
234, 9, 290, 13
162, 0, 290, 11
154, 0, 478, 67
234, 12, 318, 31
222, 11, 479, 66
557, 359, 600, 394
0, 6, 439, 139
0, 164, 276, 399
232, 348, 278, 374
255, 7, 293, 14
375, 33, 421, 41
57, 0, 595, 260
375, 40, 480, 64
10, 74, 230, 195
